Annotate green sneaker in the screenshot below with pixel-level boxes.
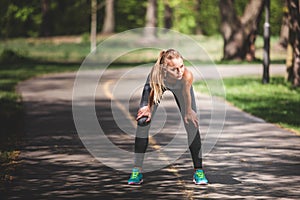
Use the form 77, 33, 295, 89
193, 169, 208, 185
128, 168, 143, 185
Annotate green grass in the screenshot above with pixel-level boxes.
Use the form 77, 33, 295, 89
0, 37, 91, 63
195, 76, 300, 134
0, 34, 287, 64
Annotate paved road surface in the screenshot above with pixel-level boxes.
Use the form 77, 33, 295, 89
3, 64, 300, 199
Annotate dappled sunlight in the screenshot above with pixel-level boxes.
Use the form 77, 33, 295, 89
4, 68, 299, 199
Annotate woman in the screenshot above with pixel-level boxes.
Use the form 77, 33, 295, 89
128, 49, 208, 185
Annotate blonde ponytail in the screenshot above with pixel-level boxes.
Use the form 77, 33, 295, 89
150, 49, 183, 104
150, 51, 166, 104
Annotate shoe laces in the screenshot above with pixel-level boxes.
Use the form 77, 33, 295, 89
131, 169, 140, 179
195, 170, 204, 179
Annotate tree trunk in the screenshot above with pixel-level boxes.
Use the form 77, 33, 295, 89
163, 0, 172, 30
102, 0, 115, 34
279, 0, 290, 48
219, 0, 264, 61
90, 0, 97, 52
287, 0, 300, 87
40, 0, 51, 36
195, 0, 202, 35
144, 0, 157, 39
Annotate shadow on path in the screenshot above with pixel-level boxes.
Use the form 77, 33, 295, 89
3, 68, 300, 199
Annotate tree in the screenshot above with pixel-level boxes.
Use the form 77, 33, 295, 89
196, 0, 220, 36
287, 0, 300, 87
40, 0, 51, 37
102, 0, 115, 34
144, 0, 157, 39
90, 0, 97, 52
195, 0, 202, 34
219, 0, 265, 61
279, 0, 290, 48
1, 1, 41, 38
163, 0, 172, 30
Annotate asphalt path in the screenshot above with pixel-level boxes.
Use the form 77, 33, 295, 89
3, 64, 300, 199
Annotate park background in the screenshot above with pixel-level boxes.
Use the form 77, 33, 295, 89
0, 0, 299, 192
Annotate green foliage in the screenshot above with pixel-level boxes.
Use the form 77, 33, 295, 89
115, 0, 147, 32
0, 49, 30, 64
197, 0, 220, 36
159, 0, 219, 35
169, 0, 197, 34
269, 0, 284, 35
0, 0, 91, 38
0, 0, 286, 38
81, 32, 90, 44
51, 0, 90, 35
10, 4, 34, 22
0, 0, 41, 37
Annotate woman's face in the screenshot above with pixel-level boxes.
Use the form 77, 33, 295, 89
165, 57, 185, 81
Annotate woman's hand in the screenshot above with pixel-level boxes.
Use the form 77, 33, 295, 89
184, 109, 199, 128
136, 106, 152, 122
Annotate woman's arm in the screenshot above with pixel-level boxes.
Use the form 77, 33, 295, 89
182, 68, 199, 127
136, 81, 154, 122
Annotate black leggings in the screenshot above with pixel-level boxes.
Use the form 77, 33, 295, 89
134, 79, 202, 169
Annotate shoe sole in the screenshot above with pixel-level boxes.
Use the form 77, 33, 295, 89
193, 179, 208, 185
128, 179, 143, 185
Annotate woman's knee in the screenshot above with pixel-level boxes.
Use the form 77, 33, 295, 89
137, 116, 150, 126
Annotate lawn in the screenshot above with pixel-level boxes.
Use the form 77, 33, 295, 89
195, 76, 300, 134
0, 34, 287, 63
